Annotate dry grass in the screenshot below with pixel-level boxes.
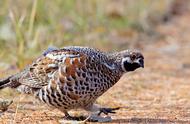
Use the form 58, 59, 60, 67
0, 0, 174, 69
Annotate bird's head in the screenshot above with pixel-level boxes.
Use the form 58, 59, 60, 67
114, 50, 144, 72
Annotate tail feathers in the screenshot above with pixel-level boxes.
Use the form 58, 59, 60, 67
0, 75, 20, 89
0, 76, 12, 89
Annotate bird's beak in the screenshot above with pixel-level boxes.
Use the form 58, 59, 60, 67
135, 58, 144, 68
140, 62, 144, 68
139, 59, 144, 68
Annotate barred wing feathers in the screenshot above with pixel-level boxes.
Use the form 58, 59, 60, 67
19, 49, 87, 89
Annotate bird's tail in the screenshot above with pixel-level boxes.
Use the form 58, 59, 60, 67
0, 75, 20, 89
0, 76, 13, 89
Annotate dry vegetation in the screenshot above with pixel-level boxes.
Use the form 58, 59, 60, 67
0, 0, 190, 123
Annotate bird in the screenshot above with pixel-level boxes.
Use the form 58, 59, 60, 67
0, 46, 144, 122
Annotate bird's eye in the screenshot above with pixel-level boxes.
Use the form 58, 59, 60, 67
130, 54, 136, 60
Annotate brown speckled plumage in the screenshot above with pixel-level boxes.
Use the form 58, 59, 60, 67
0, 46, 144, 121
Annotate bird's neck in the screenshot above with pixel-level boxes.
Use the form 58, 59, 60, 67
107, 53, 125, 74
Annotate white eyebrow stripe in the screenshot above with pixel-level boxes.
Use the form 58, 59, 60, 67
134, 58, 141, 63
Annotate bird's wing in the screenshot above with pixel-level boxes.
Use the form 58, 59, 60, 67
19, 49, 87, 88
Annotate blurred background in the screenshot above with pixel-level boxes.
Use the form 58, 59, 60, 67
1, 0, 190, 123
0, 0, 188, 69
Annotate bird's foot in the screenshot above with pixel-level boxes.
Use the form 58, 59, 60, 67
63, 114, 86, 121
62, 114, 112, 123
98, 107, 120, 115
87, 114, 112, 122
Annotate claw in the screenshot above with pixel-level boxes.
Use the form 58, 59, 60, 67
88, 115, 112, 122
98, 107, 120, 115
63, 112, 86, 121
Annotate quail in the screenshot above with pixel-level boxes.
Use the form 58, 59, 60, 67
0, 46, 144, 122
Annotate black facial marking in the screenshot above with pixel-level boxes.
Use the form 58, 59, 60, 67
124, 61, 141, 72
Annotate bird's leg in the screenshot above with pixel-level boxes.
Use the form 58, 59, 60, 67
63, 111, 73, 120
98, 107, 120, 116
63, 111, 86, 121
59, 111, 86, 123
63, 111, 77, 120
58, 109, 72, 120
84, 104, 119, 122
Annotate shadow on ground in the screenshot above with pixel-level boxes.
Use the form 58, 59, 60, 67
111, 118, 188, 123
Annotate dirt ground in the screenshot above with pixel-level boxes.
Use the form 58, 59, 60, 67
0, 10, 190, 124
